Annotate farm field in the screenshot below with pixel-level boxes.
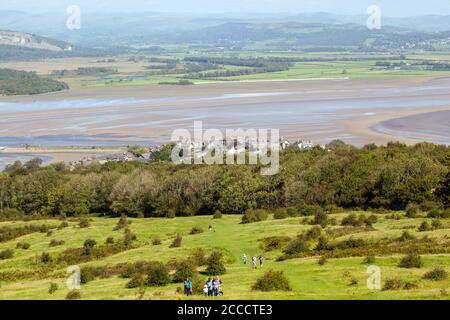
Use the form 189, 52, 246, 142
0, 213, 449, 300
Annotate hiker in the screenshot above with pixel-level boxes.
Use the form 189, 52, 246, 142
252, 256, 257, 269
213, 276, 222, 296
184, 278, 192, 296
208, 225, 213, 231
242, 254, 247, 265
206, 277, 213, 296
203, 283, 209, 297
259, 255, 264, 268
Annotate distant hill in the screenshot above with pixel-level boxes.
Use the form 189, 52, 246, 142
0, 30, 107, 61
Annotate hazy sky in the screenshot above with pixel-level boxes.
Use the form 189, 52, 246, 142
2, 0, 450, 17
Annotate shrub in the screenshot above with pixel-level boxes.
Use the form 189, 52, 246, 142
305, 226, 322, 240
427, 209, 449, 219
49, 239, 65, 247
145, 262, 171, 286
286, 207, 298, 217
48, 283, 58, 295
123, 228, 137, 246
46, 231, 53, 237
205, 251, 226, 275
78, 218, 90, 228
405, 203, 420, 218
57, 221, 69, 230
260, 236, 291, 251
190, 226, 204, 235
398, 250, 423, 268
213, 210, 223, 219
422, 268, 448, 281
431, 220, 443, 230
189, 248, 206, 266
40, 252, 52, 264
172, 260, 197, 282
273, 208, 288, 220
363, 255, 376, 264
252, 270, 292, 291
105, 236, 115, 244
383, 279, 417, 291
283, 238, 309, 255
312, 211, 329, 228
318, 256, 327, 265
113, 215, 130, 231
349, 277, 359, 286
16, 242, 30, 250
0, 249, 14, 260
152, 237, 162, 246
398, 231, 416, 242
241, 209, 269, 224
126, 274, 145, 289
418, 221, 431, 232
169, 234, 182, 248
65, 290, 81, 300
299, 205, 323, 216
83, 239, 97, 255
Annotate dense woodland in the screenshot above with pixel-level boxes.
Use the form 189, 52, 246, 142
0, 68, 68, 95
0, 141, 448, 219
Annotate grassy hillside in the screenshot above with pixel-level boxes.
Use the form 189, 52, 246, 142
0, 213, 448, 300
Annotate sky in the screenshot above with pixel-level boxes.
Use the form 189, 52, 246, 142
1, 0, 450, 17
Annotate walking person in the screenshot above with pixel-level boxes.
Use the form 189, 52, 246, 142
259, 255, 264, 268
242, 254, 247, 265
184, 278, 192, 296
206, 277, 213, 296
252, 256, 257, 269
213, 276, 222, 296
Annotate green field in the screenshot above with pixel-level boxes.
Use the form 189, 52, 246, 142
1, 212, 449, 300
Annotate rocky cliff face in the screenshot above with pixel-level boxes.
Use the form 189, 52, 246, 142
0, 30, 72, 52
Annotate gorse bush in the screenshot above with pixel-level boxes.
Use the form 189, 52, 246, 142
0, 249, 14, 260
252, 270, 292, 291
172, 260, 197, 282
189, 248, 206, 266
152, 237, 162, 246
213, 210, 223, 219
170, 234, 182, 248
260, 236, 291, 251
241, 209, 269, 224
273, 208, 289, 220
190, 226, 203, 235
398, 250, 423, 268
40, 252, 52, 264
65, 290, 81, 300
398, 231, 416, 242
405, 203, 420, 218
383, 279, 417, 291
113, 215, 130, 231
422, 268, 448, 281
16, 242, 30, 250
205, 251, 226, 275
78, 218, 90, 228
123, 228, 137, 246
48, 283, 58, 295
49, 239, 65, 247
145, 262, 170, 286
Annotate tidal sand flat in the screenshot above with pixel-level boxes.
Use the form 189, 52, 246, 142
1, 76, 450, 147
371, 110, 450, 145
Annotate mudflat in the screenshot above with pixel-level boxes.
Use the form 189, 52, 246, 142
0, 76, 449, 148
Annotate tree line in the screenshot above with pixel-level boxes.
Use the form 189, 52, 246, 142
0, 68, 68, 95
0, 141, 448, 219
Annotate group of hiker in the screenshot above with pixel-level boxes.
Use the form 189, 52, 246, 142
183, 276, 223, 297
182, 254, 264, 297
242, 254, 264, 269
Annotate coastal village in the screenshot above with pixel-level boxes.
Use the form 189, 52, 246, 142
65, 138, 323, 168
